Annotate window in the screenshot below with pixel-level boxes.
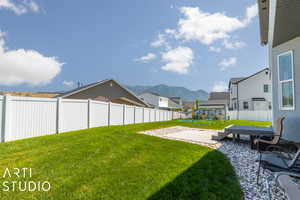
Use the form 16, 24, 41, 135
278, 51, 294, 110
243, 102, 249, 110
263, 84, 269, 93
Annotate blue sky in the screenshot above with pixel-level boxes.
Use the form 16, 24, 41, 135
0, 0, 267, 92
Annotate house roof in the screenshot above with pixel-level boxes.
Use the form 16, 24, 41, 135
56, 79, 149, 107
208, 92, 229, 101
235, 68, 269, 84
258, 0, 269, 45
228, 77, 245, 88
258, 0, 300, 47
199, 99, 228, 106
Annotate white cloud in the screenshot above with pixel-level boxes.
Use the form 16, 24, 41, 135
63, 80, 74, 87
209, 46, 221, 52
244, 3, 258, 24
219, 57, 237, 71
166, 4, 257, 45
161, 46, 193, 74
0, 0, 39, 15
222, 39, 246, 49
212, 81, 228, 92
134, 53, 156, 63
151, 34, 166, 48
0, 32, 63, 86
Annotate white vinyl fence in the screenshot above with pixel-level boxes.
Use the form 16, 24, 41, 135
228, 110, 272, 122
0, 95, 177, 142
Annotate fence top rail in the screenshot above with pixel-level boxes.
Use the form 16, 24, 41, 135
90, 100, 109, 105
125, 105, 135, 109
110, 102, 124, 107
8, 95, 57, 102
61, 99, 89, 103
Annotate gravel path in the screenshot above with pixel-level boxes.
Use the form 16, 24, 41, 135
141, 126, 287, 200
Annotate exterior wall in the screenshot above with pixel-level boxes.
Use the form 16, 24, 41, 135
65, 80, 146, 107
237, 69, 272, 111
229, 84, 238, 109
158, 96, 169, 108
271, 36, 300, 141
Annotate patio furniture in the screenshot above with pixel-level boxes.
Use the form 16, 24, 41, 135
257, 146, 300, 184
224, 125, 274, 149
275, 171, 300, 200
253, 117, 285, 151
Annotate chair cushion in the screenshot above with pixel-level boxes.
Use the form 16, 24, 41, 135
260, 153, 289, 170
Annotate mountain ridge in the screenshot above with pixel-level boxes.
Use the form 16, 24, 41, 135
127, 84, 209, 101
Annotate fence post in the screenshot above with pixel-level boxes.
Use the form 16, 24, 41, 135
134, 106, 136, 124
142, 107, 144, 123
108, 102, 111, 126
56, 97, 62, 134
1, 95, 11, 142
87, 99, 91, 129
123, 104, 125, 125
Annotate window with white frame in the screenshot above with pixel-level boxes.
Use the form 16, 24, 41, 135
263, 84, 269, 93
278, 51, 294, 110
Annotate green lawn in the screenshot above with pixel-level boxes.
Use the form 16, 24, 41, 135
0, 120, 270, 200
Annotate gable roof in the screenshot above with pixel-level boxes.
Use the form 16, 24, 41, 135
208, 92, 229, 101
57, 79, 149, 106
235, 68, 269, 84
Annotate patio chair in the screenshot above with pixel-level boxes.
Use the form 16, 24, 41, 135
253, 117, 285, 151
257, 147, 300, 184
275, 171, 300, 200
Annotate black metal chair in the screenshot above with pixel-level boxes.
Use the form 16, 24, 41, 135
257, 146, 300, 184
254, 117, 285, 151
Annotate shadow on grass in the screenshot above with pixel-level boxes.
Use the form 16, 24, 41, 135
147, 150, 243, 200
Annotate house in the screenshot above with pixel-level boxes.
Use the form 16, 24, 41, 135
138, 92, 182, 110
229, 68, 272, 111
196, 92, 229, 120
57, 79, 149, 107
258, 0, 300, 141
170, 97, 183, 107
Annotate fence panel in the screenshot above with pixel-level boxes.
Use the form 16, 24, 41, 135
110, 103, 124, 125
0, 96, 3, 141
7, 96, 57, 141
135, 107, 143, 123
60, 99, 88, 132
124, 105, 135, 125
90, 100, 109, 127
159, 110, 164, 121
143, 108, 150, 123
155, 110, 160, 121
150, 109, 155, 122
228, 110, 272, 121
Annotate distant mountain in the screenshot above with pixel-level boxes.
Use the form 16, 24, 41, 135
127, 84, 209, 101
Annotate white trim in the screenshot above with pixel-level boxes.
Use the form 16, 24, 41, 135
277, 50, 295, 111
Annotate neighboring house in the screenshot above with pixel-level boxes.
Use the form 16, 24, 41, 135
57, 79, 149, 107
258, 0, 300, 141
196, 92, 229, 120
138, 92, 182, 110
170, 97, 183, 107
229, 68, 272, 111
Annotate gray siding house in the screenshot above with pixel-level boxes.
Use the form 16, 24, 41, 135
258, 0, 300, 141
138, 92, 182, 110
57, 79, 149, 107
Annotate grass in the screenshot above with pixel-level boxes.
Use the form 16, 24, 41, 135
0, 120, 270, 200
